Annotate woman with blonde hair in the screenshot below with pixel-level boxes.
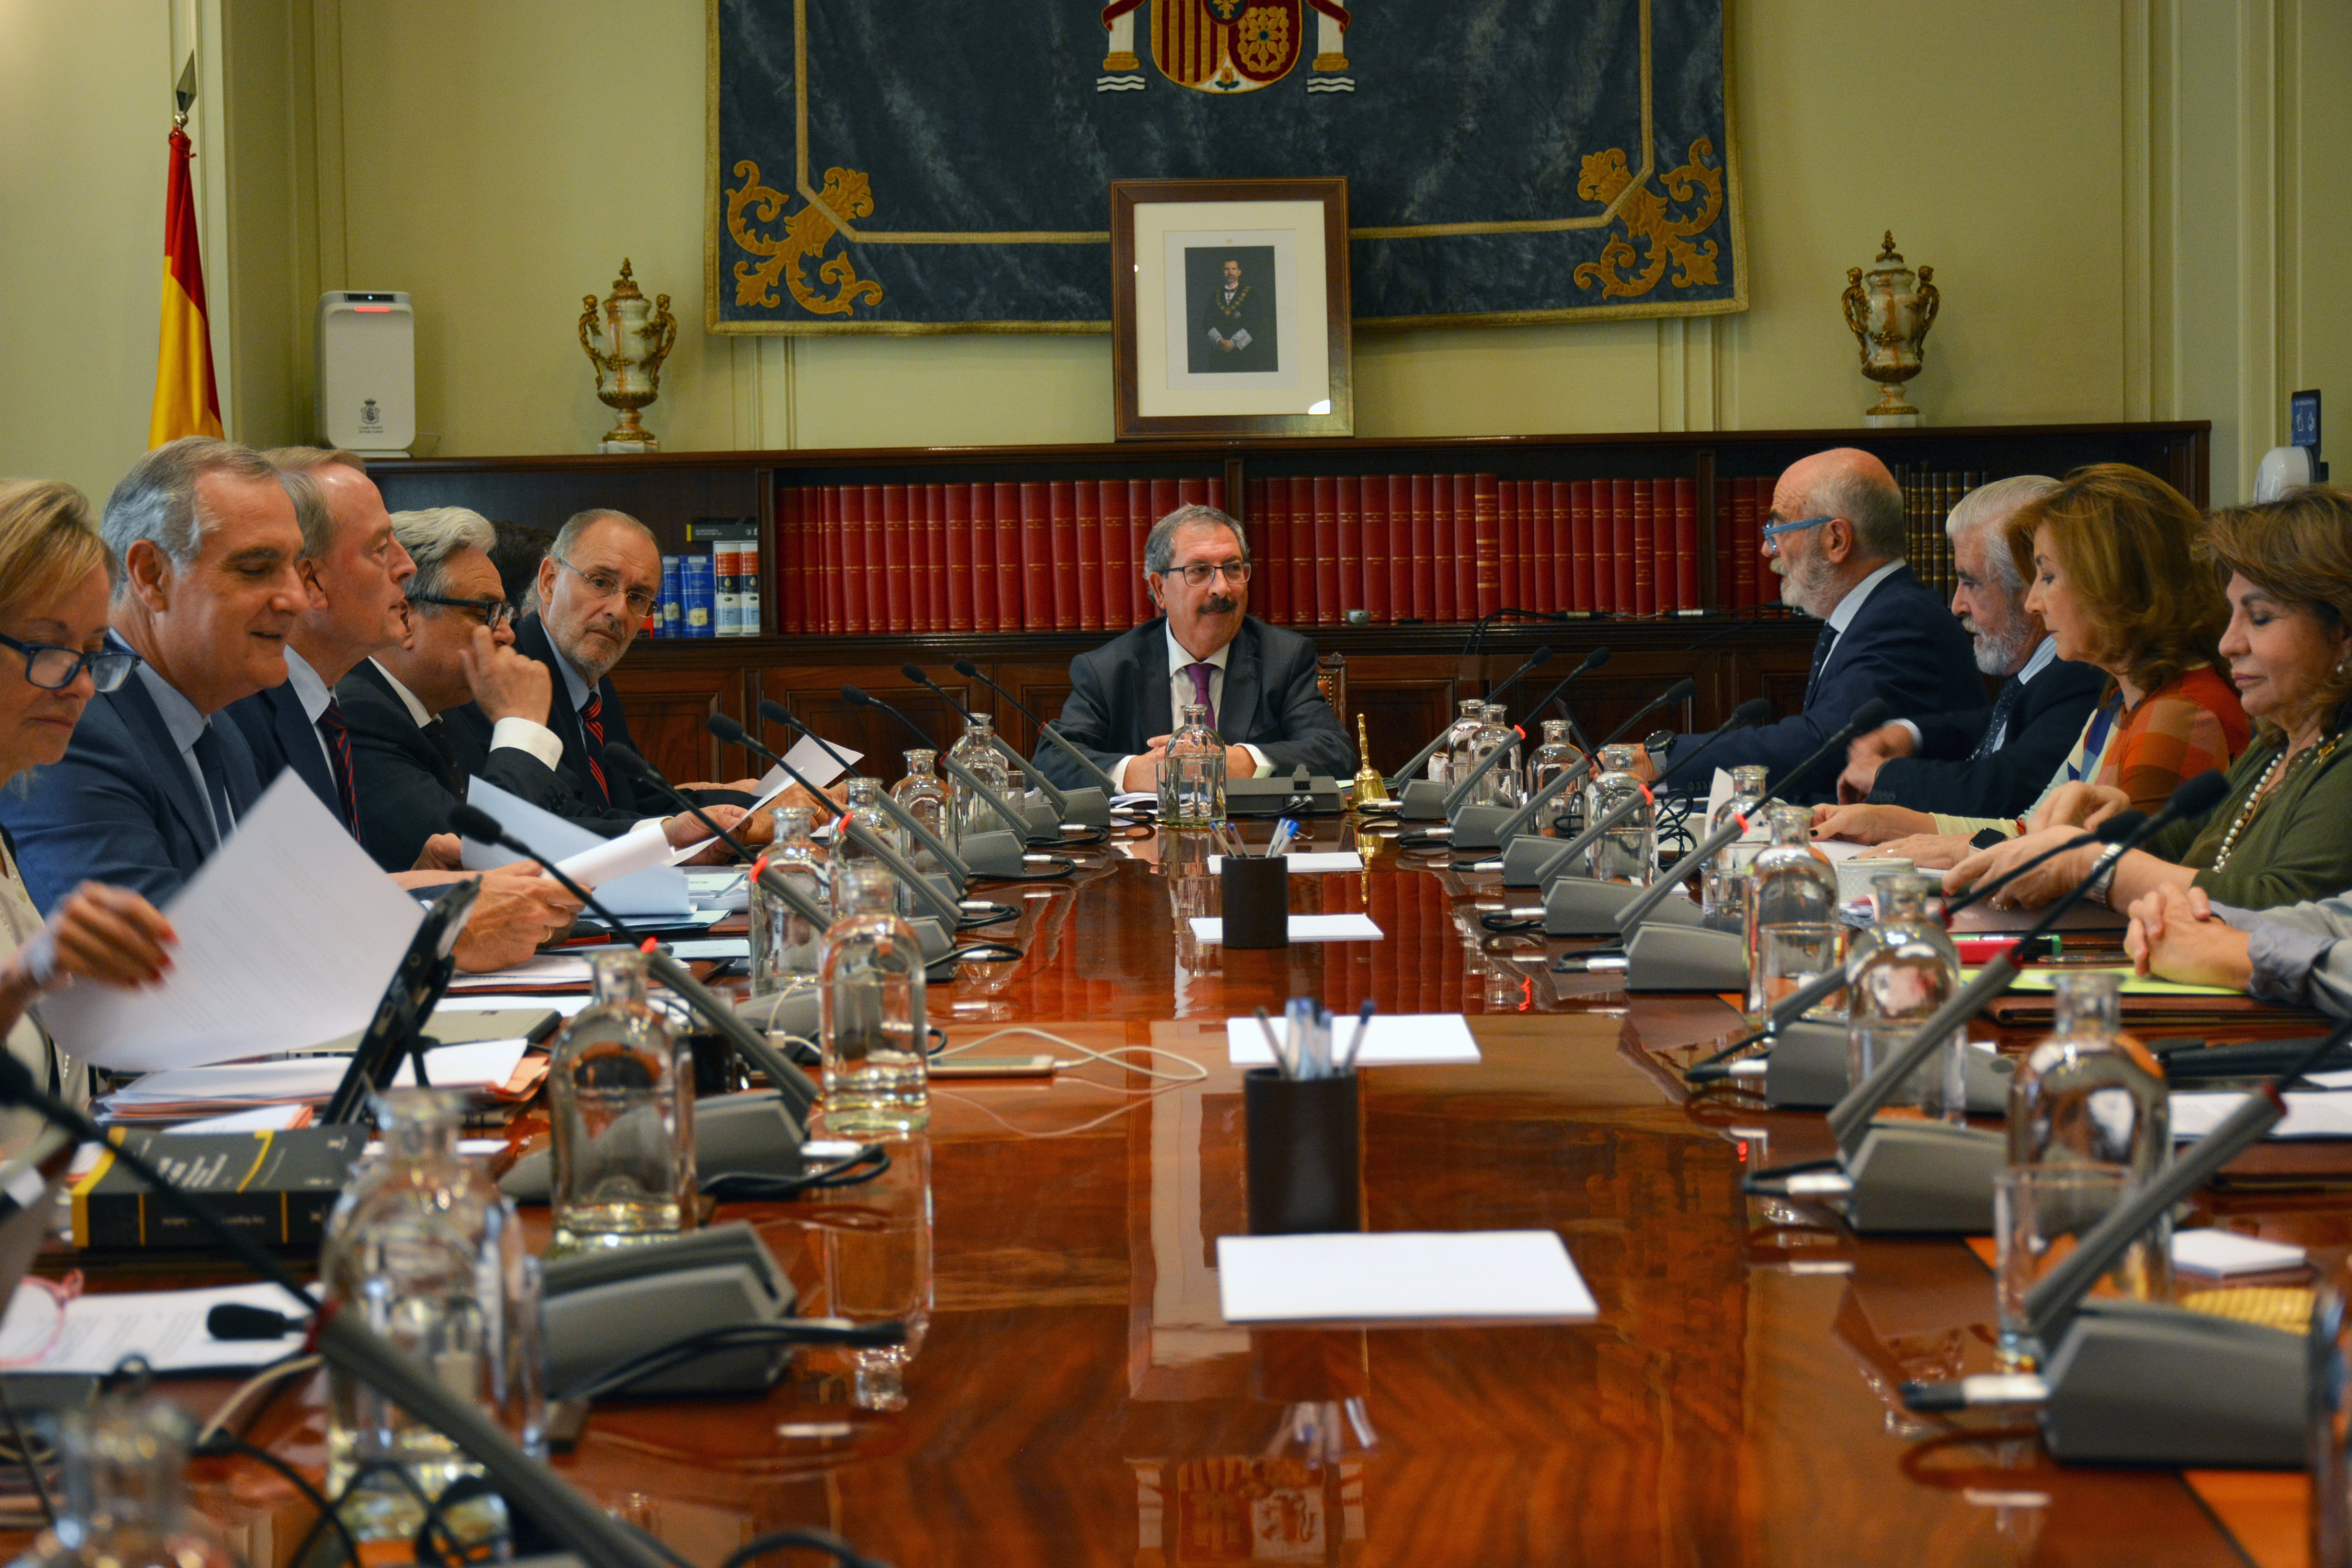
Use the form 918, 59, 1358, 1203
0, 481, 175, 1105
1960, 483, 2352, 913
1818, 463, 2250, 869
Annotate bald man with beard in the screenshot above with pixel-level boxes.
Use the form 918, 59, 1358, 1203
1626, 447, 1982, 804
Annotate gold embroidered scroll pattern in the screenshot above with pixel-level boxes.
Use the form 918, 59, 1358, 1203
726, 160, 886, 316
1572, 137, 1724, 301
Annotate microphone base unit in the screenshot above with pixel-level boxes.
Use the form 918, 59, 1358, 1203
1017, 797, 1064, 843
1836, 1120, 2004, 1234
1625, 923, 1747, 992
1226, 774, 1344, 817
1541, 876, 1705, 937
1760, 1026, 2015, 1113
952, 829, 1033, 878
1052, 786, 1112, 831
502, 1090, 807, 1206
1446, 804, 1519, 852
1502, 836, 1578, 887
541, 1222, 798, 1399
1393, 780, 1448, 821
2038, 1300, 2306, 1468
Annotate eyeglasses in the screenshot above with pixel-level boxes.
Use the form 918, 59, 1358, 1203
1760, 515, 1834, 557
407, 592, 517, 629
1159, 559, 1252, 588
0, 631, 139, 693
554, 555, 659, 617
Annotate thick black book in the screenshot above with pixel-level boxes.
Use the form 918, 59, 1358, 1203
68, 1127, 367, 1251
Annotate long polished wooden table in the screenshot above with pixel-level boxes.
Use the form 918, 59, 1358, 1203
31, 816, 2337, 1567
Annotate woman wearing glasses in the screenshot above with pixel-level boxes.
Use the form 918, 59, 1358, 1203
0, 482, 175, 1104
1818, 464, 2250, 873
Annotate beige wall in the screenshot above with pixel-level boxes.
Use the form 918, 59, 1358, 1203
8, 3, 2346, 506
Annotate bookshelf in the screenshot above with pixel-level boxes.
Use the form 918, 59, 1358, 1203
369, 422, 2209, 785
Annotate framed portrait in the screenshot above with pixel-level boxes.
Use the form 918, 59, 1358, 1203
1111, 177, 1352, 441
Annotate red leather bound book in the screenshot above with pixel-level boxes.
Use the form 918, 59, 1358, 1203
879, 485, 911, 631
968, 485, 996, 632
1150, 477, 1181, 527
772, 489, 797, 635
1311, 475, 1340, 624
1473, 473, 1502, 618
945, 484, 974, 632
810, 488, 830, 635
1567, 480, 1595, 613
1245, 478, 1276, 623
1361, 477, 1391, 621
839, 486, 868, 635
1732, 477, 1760, 609
1603, 479, 1629, 613
990, 482, 1020, 628
1049, 480, 1080, 629
1428, 476, 1455, 621
920, 483, 946, 631
1494, 479, 1518, 616
1714, 479, 1733, 614
1335, 475, 1364, 618
1673, 478, 1699, 610
1511, 481, 1535, 609
1453, 474, 1480, 621
1074, 479, 1104, 632
1176, 477, 1208, 508
1630, 480, 1656, 616
1100, 480, 1132, 629
1127, 478, 1152, 626
1207, 474, 1225, 512
1408, 474, 1436, 621
828, 486, 851, 636
1018, 482, 1051, 629
1531, 481, 1557, 611
1286, 476, 1316, 625
855, 484, 882, 633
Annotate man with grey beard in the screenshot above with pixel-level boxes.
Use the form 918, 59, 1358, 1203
1817, 476, 2106, 827
1627, 447, 1981, 804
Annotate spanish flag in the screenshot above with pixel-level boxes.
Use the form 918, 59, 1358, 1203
148, 126, 222, 447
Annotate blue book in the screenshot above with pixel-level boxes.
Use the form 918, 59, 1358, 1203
682, 556, 717, 638
660, 555, 682, 638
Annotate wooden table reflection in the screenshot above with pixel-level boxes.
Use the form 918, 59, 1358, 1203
38, 819, 2316, 1566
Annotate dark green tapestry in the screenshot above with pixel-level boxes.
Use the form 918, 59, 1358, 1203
708, 0, 1744, 333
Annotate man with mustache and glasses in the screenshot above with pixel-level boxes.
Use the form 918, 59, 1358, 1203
1033, 503, 1351, 793
1623, 447, 1981, 804
1813, 475, 2105, 832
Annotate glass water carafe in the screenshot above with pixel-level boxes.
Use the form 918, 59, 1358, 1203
1466, 703, 1523, 807
322, 1088, 542, 1550
1845, 873, 1965, 1115
1160, 702, 1227, 827
836, 776, 909, 913
1430, 699, 1485, 787
891, 749, 952, 845
820, 860, 930, 1135
947, 716, 1015, 840
1527, 719, 1587, 836
2008, 971, 2169, 1181
1583, 744, 1654, 884
1744, 805, 1843, 1016
547, 950, 696, 1254
749, 806, 824, 991
9, 1397, 235, 1568
818, 1135, 935, 1411
1700, 765, 1771, 932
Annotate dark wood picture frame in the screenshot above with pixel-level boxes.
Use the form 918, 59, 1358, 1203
1111, 176, 1353, 442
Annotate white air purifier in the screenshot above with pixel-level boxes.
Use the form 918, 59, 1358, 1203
316, 291, 415, 457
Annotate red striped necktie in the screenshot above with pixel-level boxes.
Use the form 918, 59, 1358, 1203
315, 700, 360, 837
580, 689, 612, 805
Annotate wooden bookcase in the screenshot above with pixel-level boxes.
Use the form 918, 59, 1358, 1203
371, 422, 2209, 786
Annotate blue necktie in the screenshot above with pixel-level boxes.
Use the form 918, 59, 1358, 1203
1969, 677, 2025, 761
1803, 622, 1838, 706
190, 722, 236, 849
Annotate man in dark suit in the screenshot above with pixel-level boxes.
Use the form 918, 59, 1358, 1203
1194, 256, 1270, 372
1822, 475, 2106, 826
1633, 447, 1983, 804
222, 448, 414, 839
0, 438, 580, 973
1034, 503, 1351, 793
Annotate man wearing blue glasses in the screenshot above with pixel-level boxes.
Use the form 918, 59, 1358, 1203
1628, 447, 1980, 802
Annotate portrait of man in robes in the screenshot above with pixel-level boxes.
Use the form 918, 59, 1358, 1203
1187, 248, 1278, 373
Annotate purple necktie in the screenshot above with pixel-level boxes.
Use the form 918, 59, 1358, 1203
1184, 662, 1217, 732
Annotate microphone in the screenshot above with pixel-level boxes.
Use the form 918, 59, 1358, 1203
951, 656, 1124, 797
902, 662, 1097, 826
1825, 769, 2229, 1154
749, 700, 979, 888
842, 685, 1036, 844
1942, 812, 2146, 916
448, 804, 817, 1113
705, 714, 841, 821
604, 745, 832, 932
1389, 645, 1571, 791
0, 1047, 677, 1568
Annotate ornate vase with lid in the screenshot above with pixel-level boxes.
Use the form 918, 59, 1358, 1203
1839, 231, 1940, 428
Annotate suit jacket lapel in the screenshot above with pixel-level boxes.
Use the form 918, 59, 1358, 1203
1217, 624, 1262, 745
271, 683, 338, 808
110, 678, 215, 852
1129, 621, 1168, 752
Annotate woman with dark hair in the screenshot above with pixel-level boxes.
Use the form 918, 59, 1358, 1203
1958, 482, 2352, 913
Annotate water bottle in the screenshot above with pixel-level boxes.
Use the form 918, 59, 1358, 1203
749, 805, 824, 991
8, 1397, 236, 1568
1700, 765, 1772, 932
947, 716, 1014, 841
1584, 744, 1654, 884
1744, 805, 1843, 1017
1160, 702, 1227, 827
1435, 699, 1485, 787
2008, 971, 2169, 1180
890, 748, 951, 846
547, 949, 695, 1254
323, 1088, 544, 1549
1469, 703, 1523, 807
1845, 872, 1965, 1115
1526, 719, 1587, 835
819, 860, 930, 1134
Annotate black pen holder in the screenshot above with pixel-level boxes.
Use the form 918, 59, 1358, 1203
1243, 1068, 1363, 1234
1221, 854, 1291, 949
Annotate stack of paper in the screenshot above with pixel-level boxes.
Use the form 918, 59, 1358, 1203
460, 779, 690, 916
1215, 1232, 1598, 1324
0, 1282, 319, 1375
99, 1039, 538, 1120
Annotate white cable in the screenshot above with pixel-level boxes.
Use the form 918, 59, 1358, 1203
196, 1353, 321, 1445
938, 1026, 1209, 1085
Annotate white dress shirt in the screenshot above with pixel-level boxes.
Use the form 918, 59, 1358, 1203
131, 654, 231, 842
369, 659, 566, 771
1114, 627, 1269, 787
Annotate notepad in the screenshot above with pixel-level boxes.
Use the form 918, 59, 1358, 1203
103, 1039, 532, 1112
2173, 1229, 2309, 1276
1225, 1013, 1479, 1068
1207, 853, 1365, 874
445, 955, 599, 990
667, 938, 751, 961
1998, 964, 2241, 998
0, 1282, 321, 1376
1216, 1231, 1598, 1324
2172, 1090, 2352, 1139
1189, 914, 1383, 943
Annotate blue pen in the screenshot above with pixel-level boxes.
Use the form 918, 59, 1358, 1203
1335, 996, 1375, 1073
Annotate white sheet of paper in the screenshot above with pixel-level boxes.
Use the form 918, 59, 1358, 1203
1216, 1231, 1598, 1324
1226, 1013, 1479, 1068
438, 992, 596, 1017
760, 734, 863, 793
38, 776, 425, 1073
0, 1281, 318, 1375
667, 938, 751, 961
1188, 914, 1383, 943
2173, 1228, 2309, 1276
105, 1039, 530, 1107
167, 1105, 310, 1134
457, 778, 689, 916
2172, 1090, 2352, 1140
1207, 853, 1365, 874
444, 954, 598, 990
562, 817, 672, 886
663, 778, 802, 866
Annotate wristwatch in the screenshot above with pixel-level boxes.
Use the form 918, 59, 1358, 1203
2085, 847, 2125, 907
1643, 728, 1674, 755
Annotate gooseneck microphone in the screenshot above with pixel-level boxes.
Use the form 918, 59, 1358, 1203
1513, 645, 1611, 734
1387, 644, 1568, 790
705, 714, 842, 821
448, 804, 817, 1114
950, 656, 1124, 797
603, 745, 831, 931
842, 685, 1034, 842
842, 686, 1074, 879
901, 663, 1097, 825
750, 700, 978, 887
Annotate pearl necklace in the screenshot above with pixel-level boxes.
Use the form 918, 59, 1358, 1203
2209, 732, 2344, 871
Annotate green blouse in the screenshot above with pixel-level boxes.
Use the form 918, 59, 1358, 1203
2145, 732, 2352, 910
